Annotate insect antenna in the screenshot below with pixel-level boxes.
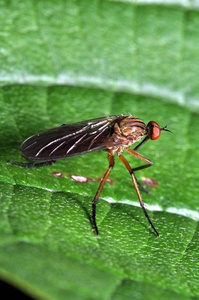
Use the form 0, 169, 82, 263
160, 123, 173, 134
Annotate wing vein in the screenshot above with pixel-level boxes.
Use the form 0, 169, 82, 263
49, 141, 67, 156
88, 126, 110, 150
66, 133, 88, 154
35, 125, 90, 157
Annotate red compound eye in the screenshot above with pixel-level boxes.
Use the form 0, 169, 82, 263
149, 121, 161, 140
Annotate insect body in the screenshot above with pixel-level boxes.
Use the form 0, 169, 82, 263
10, 114, 171, 237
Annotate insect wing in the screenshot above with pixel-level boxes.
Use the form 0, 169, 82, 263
20, 115, 126, 161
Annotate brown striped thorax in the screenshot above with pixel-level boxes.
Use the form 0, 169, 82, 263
115, 116, 146, 140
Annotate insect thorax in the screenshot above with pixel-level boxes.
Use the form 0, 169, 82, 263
114, 116, 146, 143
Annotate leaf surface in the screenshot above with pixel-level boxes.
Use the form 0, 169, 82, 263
0, 1, 199, 300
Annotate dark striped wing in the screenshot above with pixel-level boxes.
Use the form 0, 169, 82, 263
20, 115, 128, 161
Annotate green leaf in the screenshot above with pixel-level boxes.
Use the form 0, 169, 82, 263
0, 1, 199, 300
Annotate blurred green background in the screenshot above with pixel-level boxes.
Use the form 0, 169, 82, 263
0, 1, 199, 300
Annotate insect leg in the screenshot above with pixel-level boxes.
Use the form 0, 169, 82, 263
126, 148, 154, 193
9, 160, 56, 168
118, 153, 159, 237
125, 148, 153, 171
136, 177, 150, 194
92, 151, 115, 235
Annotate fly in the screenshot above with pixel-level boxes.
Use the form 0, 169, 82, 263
10, 114, 171, 237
